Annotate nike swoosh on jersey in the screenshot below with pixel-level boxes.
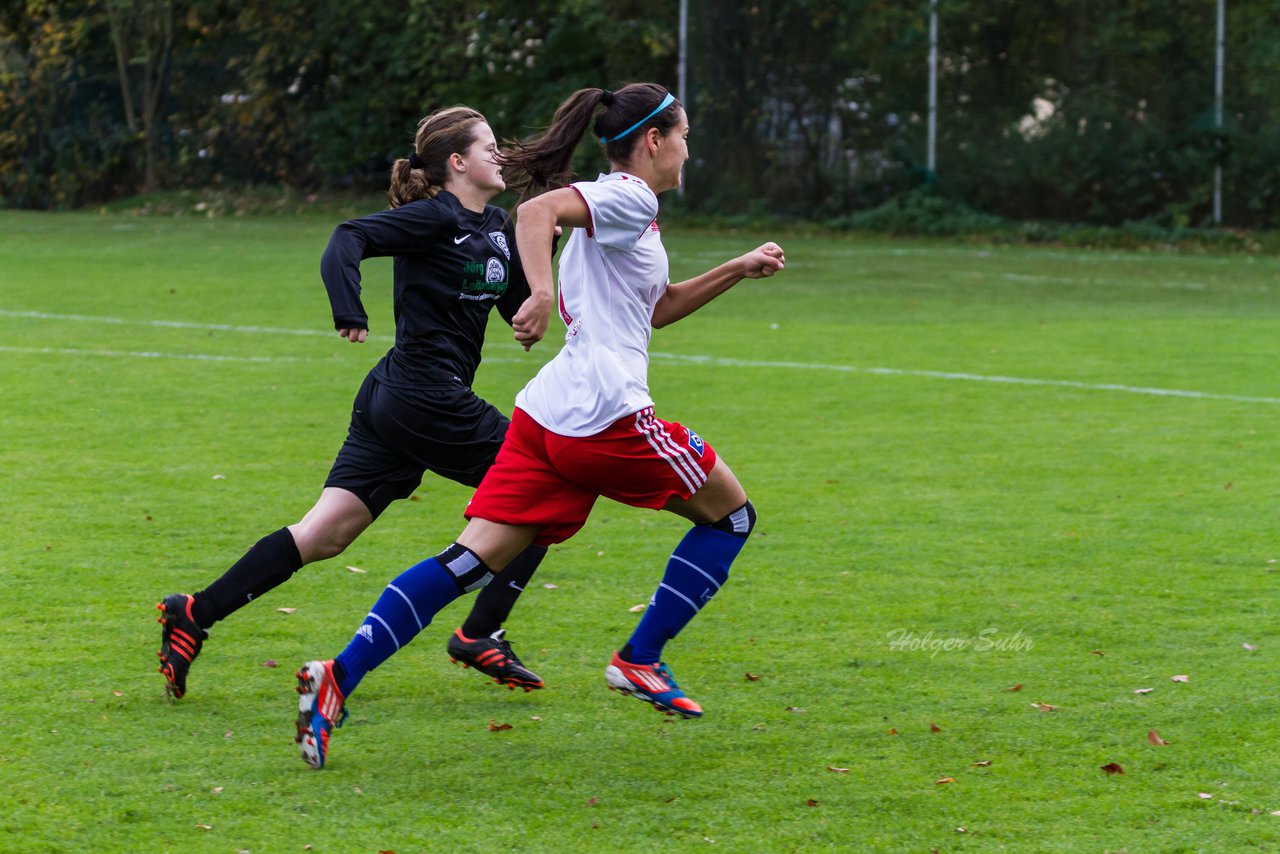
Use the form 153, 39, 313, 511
453, 234, 471, 244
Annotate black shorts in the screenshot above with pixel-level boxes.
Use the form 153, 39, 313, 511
324, 373, 509, 518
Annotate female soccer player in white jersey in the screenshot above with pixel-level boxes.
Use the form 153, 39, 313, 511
294, 83, 785, 769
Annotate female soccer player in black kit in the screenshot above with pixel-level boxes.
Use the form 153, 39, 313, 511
156, 106, 547, 699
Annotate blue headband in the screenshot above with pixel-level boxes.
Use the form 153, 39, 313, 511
599, 92, 677, 144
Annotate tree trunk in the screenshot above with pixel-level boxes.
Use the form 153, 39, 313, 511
105, 1, 139, 132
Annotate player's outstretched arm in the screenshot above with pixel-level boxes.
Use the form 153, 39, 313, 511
651, 242, 785, 328
511, 189, 591, 350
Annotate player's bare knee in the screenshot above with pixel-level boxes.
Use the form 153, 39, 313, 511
705, 499, 756, 539
309, 537, 348, 561
290, 524, 356, 563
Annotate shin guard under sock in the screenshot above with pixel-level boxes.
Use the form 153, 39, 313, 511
333, 544, 492, 697
623, 525, 745, 665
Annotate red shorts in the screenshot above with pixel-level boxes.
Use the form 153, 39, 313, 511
465, 406, 718, 546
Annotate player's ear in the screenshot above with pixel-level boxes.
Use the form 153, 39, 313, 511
645, 127, 662, 156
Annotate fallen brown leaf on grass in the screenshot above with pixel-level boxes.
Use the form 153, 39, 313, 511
262, 659, 278, 668
826, 766, 850, 773
805, 799, 819, 807
488, 720, 512, 732
113, 690, 123, 696
971, 760, 992, 767
1090, 650, 1105, 656
1101, 763, 1125, 775
935, 777, 956, 785
888, 728, 898, 735
1148, 729, 1171, 746
1007, 683, 1024, 692
930, 723, 942, 733
1031, 702, 1058, 712
744, 673, 761, 682
585, 797, 599, 806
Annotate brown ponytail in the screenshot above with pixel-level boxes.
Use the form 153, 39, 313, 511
498, 82, 681, 203
388, 106, 486, 208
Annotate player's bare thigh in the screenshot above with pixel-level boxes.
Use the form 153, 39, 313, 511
662, 457, 747, 524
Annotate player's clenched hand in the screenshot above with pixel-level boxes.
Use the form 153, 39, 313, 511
741, 242, 786, 279
338, 328, 368, 343
512, 291, 553, 351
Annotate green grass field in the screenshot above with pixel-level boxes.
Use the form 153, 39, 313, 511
1, 208, 1277, 853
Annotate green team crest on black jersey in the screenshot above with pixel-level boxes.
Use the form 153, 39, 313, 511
461, 258, 508, 294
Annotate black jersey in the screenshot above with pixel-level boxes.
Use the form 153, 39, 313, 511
320, 191, 530, 392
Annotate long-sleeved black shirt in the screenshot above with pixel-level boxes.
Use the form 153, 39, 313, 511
320, 191, 530, 393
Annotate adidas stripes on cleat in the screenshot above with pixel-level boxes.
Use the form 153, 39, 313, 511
295, 660, 347, 770
605, 651, 703, 718
156, 593, 208, 700
447, 628, 544, 691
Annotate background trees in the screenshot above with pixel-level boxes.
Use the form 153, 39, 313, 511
2, 0, 1277, 226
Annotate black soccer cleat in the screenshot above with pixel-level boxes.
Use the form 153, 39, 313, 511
447, 627, 544, 691
156, 593, 208, 700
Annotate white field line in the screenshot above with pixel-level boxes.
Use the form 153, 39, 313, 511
0, 308, 351, 339
0, 345, 313, 364
647, 352, 1280, 405
832, 245, 1246, 266
1000, 272, 1206, 291
4, 307, 1277, 405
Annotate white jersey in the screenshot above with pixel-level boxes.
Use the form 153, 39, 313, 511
516, 172, 668, 437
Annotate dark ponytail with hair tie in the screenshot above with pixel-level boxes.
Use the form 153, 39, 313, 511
496, 82, 679, 203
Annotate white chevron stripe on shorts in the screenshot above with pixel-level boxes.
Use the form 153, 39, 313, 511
634, 408, 707, 494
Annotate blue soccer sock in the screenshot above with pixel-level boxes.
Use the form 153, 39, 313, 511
623, 524, 747, 665
334, 544, 494, 697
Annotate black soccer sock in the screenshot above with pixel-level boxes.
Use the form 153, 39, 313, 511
192, 527, 304, 628
460, 544, 546, 638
